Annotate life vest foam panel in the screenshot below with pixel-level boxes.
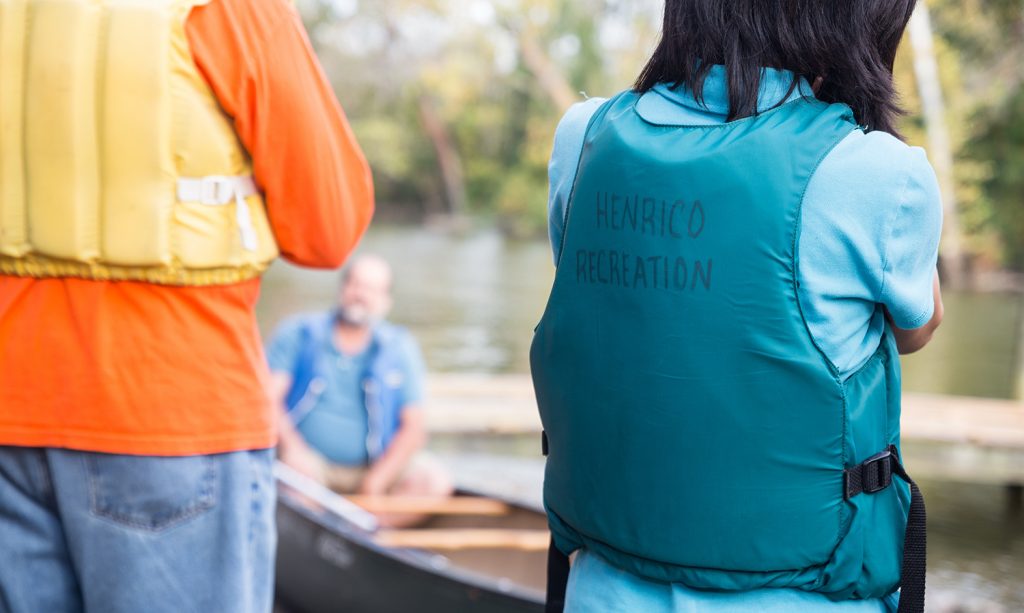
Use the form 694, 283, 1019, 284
0, 0, 278, 285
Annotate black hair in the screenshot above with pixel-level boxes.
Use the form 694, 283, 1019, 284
634, 0, 917, 137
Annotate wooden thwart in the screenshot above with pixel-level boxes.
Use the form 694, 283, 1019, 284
375, 528, 550, 551
347, 495, 510, 516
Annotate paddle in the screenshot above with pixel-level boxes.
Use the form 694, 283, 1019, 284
274, 460, 380, 532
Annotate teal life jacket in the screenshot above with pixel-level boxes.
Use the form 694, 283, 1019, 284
530, 91, 918, 602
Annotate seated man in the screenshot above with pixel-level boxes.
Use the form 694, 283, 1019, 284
268, 255, 452, 524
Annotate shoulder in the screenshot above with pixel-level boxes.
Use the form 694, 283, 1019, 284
549, 97, 610, 205
552, 97, 608, 153
373, 322, 425, 368
557, 97, 608, 132
824, 130, 939, 198
271, 311, 332, 342
814, 130, 941, 232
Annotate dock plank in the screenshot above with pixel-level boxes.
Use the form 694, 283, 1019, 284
426, 374, 1024, 445
425, 374, 1024, 486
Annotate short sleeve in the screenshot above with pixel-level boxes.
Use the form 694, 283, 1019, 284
266, 318, 306, 374
397, 332, 427, 408
879, 149, 943, 329
548, 98, 606, 264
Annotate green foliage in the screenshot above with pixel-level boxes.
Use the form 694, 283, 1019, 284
495, 168, 550, 238
299, 0, 1022, 268
297, 0, 660, 238
926, 0, 1024, 268
967, 87, 1024, 269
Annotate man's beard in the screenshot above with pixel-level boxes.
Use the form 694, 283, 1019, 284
335, 304, 377, 327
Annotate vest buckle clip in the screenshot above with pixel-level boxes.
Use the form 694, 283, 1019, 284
844, 447, 896, 500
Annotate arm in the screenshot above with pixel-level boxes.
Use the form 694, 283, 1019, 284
268, 370, 324, 479
360, 406, 428, 496
888, 271, 943, 354
186, 0, 374, 268
877, 147, 944, 355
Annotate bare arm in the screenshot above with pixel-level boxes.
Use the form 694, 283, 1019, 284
888, 271, 944, 355
269, 371, 323, 479
360, 406, 429, 496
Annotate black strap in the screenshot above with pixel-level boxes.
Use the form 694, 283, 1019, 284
546, 537, 570, 613
892, 459, 927, 613
845, 446, 926, 613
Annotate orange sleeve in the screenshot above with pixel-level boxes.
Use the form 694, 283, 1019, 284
185, 0, 374, 268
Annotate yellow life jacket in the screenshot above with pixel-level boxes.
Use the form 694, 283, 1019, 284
0, 0, 279, 286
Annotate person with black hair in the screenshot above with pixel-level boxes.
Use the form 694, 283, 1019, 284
531, 1, 943, 612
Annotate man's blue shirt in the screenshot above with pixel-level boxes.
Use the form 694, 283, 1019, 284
267, 313, 426, 466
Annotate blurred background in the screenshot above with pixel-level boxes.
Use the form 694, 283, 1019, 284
261, 1, 1024, 610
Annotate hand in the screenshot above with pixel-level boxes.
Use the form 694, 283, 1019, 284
358, 470, 391, 497
279, 441, 324, 484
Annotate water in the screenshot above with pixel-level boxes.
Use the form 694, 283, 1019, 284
258, 225, 1024, 611
258, 226, 554, 374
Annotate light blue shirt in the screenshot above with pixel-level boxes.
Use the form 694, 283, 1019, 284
267, 318, 426, 466
548, 66, 942, 378
294, 344, 373, 467
547, 66, 942, 612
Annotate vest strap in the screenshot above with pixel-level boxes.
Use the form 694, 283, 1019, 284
177, 175, 260, 252
843, 448, 895, 499
845, 446, 927, 613
546, 537, 570, 613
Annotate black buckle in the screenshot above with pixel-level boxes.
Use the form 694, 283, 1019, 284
844, 448, 895, 499
861, 449, 894, 493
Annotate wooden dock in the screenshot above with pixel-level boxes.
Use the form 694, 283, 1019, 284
424, 374, 1024, 489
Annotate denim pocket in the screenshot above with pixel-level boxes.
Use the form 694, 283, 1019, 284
86, 453, 217, 531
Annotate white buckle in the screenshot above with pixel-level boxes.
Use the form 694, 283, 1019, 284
199, 176, 236, 205
177, 175, 260, 252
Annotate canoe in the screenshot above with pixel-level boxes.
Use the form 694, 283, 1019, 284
273, 463, 548, 613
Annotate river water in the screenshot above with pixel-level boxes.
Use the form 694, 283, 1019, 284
258, 225, 1024, 611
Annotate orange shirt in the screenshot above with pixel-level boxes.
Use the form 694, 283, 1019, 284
0, 0, 373, 456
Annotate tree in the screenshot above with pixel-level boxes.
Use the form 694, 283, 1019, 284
925, 0, 1024, 272
908, 4, 967, 285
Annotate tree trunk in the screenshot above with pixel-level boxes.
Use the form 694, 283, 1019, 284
908, 3, 968, 287
417, 94, 467, 217
517, 29, 578, 114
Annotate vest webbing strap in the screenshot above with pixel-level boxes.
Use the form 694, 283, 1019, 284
844, 446, 926, 613
897, 473, 927, 613
544, 448, 926, 611
546, 537, 570, 613
177, 175, 261, 252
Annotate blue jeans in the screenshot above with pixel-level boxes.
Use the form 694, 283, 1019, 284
0, 446, 276, 613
